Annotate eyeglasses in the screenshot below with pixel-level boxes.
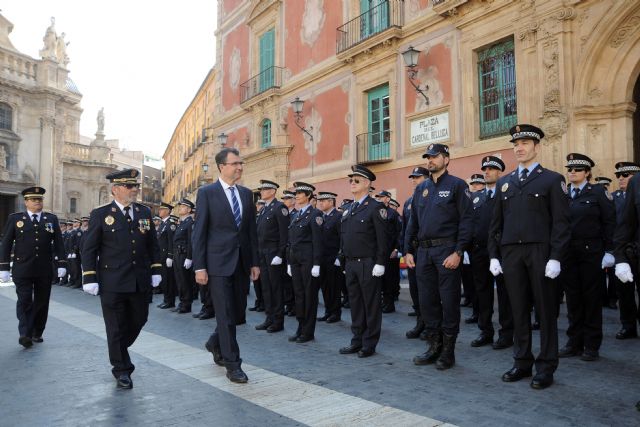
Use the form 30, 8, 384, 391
222, 161, 244, 167
616, 172, 632, 178
567, 167, 586, 173
117, 184, 140, 189
349, 178, 361, 184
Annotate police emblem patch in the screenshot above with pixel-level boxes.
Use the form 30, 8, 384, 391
379, 209, 387, 219
501, 183, 509, 192
77, 232, 81, 237
281, 208, 289, 216
316, 216, 324, 226
561, 181, 568, 194
16, 220, 23, 228
422, 189, 429, 198
105, 215, 115, 226
473, 197, 480, 204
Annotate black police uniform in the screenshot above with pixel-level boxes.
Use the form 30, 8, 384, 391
340, 194, 388, 353
381, 204, 402, 312
489, 164, 570, 378
559, 180, 615, 356
61, 226, 72, 285
470, 188, 513, 346
318, 207, 342, 321
256, 198, 289, 330
406, 169, 473, 367
173, 215, 194, 312
157, 217, 177, 308
68, 225, 83, 288
282, 204, 297, 316
287, 204, 324, 341
0, 204, 66, 343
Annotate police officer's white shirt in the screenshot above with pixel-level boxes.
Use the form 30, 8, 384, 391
219, 177, 243, 216
485, 185, 496, 198
297, 204, 310, 217
26, 210, 41, 223
113, 200, 133, 220
518, 162, 539, 175
569, 181, 588, 192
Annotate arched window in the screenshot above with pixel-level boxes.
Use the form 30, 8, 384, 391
261, 119, 271, 148
70, 198, 77, 214
0, 103, 12, 130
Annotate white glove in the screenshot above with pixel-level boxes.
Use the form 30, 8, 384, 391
372, 264, 385, 277
184, 259, 192, 269
397, 252, 402, 258
57, 268, 67, 278
67, 254, 72, 259
463, 251, 470, 265
615, 263, 634, 283
82, 282, 99, 296
287, 264, 292, 277
151, 274, 162, 287
166, 258, 173, 268
601, 253, 615, 269
72, 253, 77, 259
0, 271, 10, 282
489, 258, 503, 277
544, 259, 561, 279
271, 256, 283, 266
334, 258, 341, 267
311, 265, 320, 277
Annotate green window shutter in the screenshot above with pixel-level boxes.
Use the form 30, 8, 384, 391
262, 119, 272, 148
259, 29, 275, 91
367, 84, 390, 160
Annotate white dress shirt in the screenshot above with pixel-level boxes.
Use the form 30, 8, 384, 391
219, 177, 243, 215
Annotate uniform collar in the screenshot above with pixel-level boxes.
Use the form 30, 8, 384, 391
26, 210, 41, 221
518, 162, 539, 174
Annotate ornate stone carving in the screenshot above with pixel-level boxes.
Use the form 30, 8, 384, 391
304, 107, 322, 156
517, 21, 539, 48
542, 39, 560, 111
301, 0, 325, 46
609, 15, 640, 48
39, 17, 57, 60
229, 47, 241, 90
539, 110, 568, 146
587, 88, 602, 102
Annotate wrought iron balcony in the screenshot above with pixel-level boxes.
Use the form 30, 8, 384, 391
355, 131, 392, 165
240, 66, 284, 104
336, 0, 404, 54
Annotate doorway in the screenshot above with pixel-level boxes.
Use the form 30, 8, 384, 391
0, 194, 16, 238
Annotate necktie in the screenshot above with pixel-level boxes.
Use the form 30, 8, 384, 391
487, 189, 493, 199
520, 168, 529, 181
123, 206, 133, 230
32, 214, 39, 225
229, 187, 242, 228
572, 188, 580, 199
350, 201, 359, 214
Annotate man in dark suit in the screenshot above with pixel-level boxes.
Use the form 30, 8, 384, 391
193, 147, 260, 384
81, 169, 163, 389
0, 187, 67, 347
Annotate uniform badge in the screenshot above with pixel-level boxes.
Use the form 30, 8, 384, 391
77, 232, 82, 237
501, 183, 509, 192
379, 209, 387, 219
342, 210, 348, 217
473, 197, 480, 204
316, 216, 324, 226
422, 189, 429, 198
170, 224, 176, 231
16, 220, 23, 228
45, 223, 54, 233
111, 207, 117, 212
281, 208, 289, 216
105, 215, 115, 226
561, 181, 568, 194
606, 190, 613, 201
138, 219, 150, 233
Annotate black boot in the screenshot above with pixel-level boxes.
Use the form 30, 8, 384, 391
406, 316, 425, 339
436, 333, 456, 370
413, 332, 442, 365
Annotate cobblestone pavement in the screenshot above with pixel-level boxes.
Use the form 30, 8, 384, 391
1, 282, 639, 427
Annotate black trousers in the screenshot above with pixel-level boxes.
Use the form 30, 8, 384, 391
345, 258, 382, 350
161, 263, 177, 305
199, 281, 214, 314
258, 249, 284, 327
100, 289, 148, 377
501, 243, 558, 375
290, 257, 319, 338
382, 258, 400, 306
408, 267, 420, 315
471, 246, 513, 339
174, 253, 193, 309
320, 261, 342, 317
252, 278, 264, 308
560, 243, 604, 351
69, 257, 81, 286
462, 263, 478, 316
206, 261, 248, 370
616, 274, 640, 331
603, 269, 618, 304
415, 245, 461, 336
14, 275, 53, 337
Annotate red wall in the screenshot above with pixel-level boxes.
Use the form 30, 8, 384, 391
405, 42, 452, 114
222, 0, 244, 16
222, 24, 250, 112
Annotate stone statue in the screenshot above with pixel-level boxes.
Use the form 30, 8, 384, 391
56, 32, 70, 67
39, 17, 57, 60
97, 108, 105, 133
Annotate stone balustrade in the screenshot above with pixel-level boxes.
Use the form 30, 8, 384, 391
0, 49, 37, 82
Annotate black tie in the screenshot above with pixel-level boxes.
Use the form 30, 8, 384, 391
520, 168, 529, 181
32, 214, 39, 225
487, 189, 493, 199
351, 202, 359, 214
573, 188, 580, 199
124, 206, 133, 229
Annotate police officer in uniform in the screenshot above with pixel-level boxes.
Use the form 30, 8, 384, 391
375, 190, 402, 313
0, 187, 67, 347
595, 176, 618, 310
81, 169, 162, 388
317, 191, 342, 323
405, 143, 473, 370
157, 202, 177, 309
281, 190, 296, 316
557, 153, 615, 362
338, 198, 353, 309
255, 179, 289, 333
488, 124, 570, 389
469, 156, 514, 350
172, 198, 195, 313
286, 182, 323, 343
462, 174, 485, 317
65, 218, 82, 288
338, 165, 388, 358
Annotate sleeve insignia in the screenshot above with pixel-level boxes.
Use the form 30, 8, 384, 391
561, 181, 568, 194
606, 190, 613, 201
315, 216, 324, 226
281, 208, 289, 216
501, 183, 509, 192
422, 189, 429, 198
16, 220, 23, 228
105, 215, 115, 226
379, 209, 387, 219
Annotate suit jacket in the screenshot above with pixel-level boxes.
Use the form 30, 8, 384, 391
81, 201, 162, 292
192, 180, 259, 276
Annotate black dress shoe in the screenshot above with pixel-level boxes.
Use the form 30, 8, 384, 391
492, 337, 513, 350
339, 344, 362, 354
193, 311, 204, 318
177, 307, 192, 314
470, 335, 493, 347
18, 336, 33, 348
255, 321, 272, 331
460, 298, 472, 307
205, 341, 225, 366
382, 304, 395, 313
357, 348, 375, 358
530, 373, 553, 389
31, 336, 43, 343
501, 367, 532, 382
419, 330, 428, 341
464, 315, 478, 324
325, 315, 341, 323
226, 368, 248, 383
532, 321, 541, 330
580, 349, 599, 361
616, 328, 638, 340
317, 314, 329, 321
157, 302, 169, 309
342, 301, 350, 309
296, 335, 314, 343
256, 306, 265, 312
266, 324, 283, 333
248, 306, 259, 312
162, 303, 176, 309
116, 374, 133, 389
408, 311, 417, 317
287, 310, 296, 317
288, 334, 300, 342
199, 312, 215, 320
170, 306, 181, 312
558, 346, 582, 358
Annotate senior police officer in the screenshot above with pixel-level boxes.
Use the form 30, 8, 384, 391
0, 187, 67, 347
157, 202, 178, 310
255, 179, 289, 333
469, 156, 514, 350
338, 165, 389, 358
488, 124, 570, 389
172, 198, 195, 313
317, 191, 343, 323
558, 153, 615, 362
402, 166, 429, 339
405, 143, 473, 370
81, 169, 163, 389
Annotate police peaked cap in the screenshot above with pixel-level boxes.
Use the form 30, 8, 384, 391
22, 186, 45, 199
509, 124, 544, 143
469, 174, 485, 184
107, 168, 140, 184
565, 153, 595, 169
481, 155, 505, 171
177, 198, 195, 209
348, 164, 376, 181
281, 190, 295, 199
317, 192, 337, 200
159, 202, 174, 210
594, 177, 612, 185
422, 143, 450, 158
615, 162, 640, 174
259, 179, 279, 190
375, 190, 392, 198
293, 182, 315, 193
408, 166, 429, 178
